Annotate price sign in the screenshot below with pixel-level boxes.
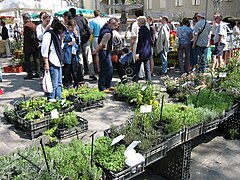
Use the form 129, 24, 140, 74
51, 109, 59, 119
219, 72, 227, 78
140, 105, 152, 113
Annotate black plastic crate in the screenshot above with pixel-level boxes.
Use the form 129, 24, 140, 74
102, 162, 145, 180
54, 116, 88, 140
151, 141, 191, 180
139, 141, 168, 166
225, 103, 239, 118
165, 129, 185, 151
218, 111, 240, 133
185, 123, 204, 141
75, 100, 104, 112
15, 110, 50, 139
203, 119, 220, 133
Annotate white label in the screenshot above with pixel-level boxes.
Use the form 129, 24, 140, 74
51, 109, 59, 119
219, 72, 227, 78
111, 135, 125, 146
140, 105, 152, 113
141, 86, 147, 91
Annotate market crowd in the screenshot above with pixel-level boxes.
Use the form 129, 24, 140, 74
1, 8, 239, 100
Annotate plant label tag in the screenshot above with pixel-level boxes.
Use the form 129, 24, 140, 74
140, 105, 152, 113
182, 82, 188, 87
51, 109, 59, 119
141, 86, 147, 91
111, 135, 125, 146
61, 99, 66, 105
219, 72, 227, 78
160, 87, 167, 92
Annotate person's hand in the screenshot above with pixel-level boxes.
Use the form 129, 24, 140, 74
135, 54, 139, 61
68, 40, 76, 46
192, 44, 196, 49
44, 61, 49, 70
92, 50, 97, 55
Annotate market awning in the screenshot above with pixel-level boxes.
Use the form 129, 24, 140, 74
53, 7, 106, 17
0, 0, 52, 13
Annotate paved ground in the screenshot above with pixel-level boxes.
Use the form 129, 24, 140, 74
0, 57, 240, 179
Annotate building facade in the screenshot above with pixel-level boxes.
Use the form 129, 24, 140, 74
143, 0, 240, 20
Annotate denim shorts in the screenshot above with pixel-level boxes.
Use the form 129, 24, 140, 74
213, 43, 225, 56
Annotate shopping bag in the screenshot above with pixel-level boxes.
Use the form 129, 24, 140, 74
42, 70, 53, 93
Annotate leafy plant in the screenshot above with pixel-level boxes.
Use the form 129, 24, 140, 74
93, 136, 126, 172
228, 128, 239, 140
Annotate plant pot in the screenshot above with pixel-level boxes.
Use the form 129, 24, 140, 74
3, 66, 23, 73
166, 87, 178, 96
14, 51, 22, 58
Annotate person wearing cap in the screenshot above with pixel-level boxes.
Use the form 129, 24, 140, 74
156, 16, 170, 75
192, 13, 211, 72
212, 14, 227, 69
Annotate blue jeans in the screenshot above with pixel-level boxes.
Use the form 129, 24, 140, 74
49, 63, 62, 100
160, 47, 168, 74
194, 45, 207, 72
178, 43, 191, 73
132, 59, 151, 82
98, 50, 113, 91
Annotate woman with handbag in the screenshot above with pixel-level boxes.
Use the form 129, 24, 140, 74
41, 20, 66, 100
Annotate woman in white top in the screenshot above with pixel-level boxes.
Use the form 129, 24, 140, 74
41, 20, 66, 100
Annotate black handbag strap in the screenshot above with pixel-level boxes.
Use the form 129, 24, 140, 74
198, 20, 207, 37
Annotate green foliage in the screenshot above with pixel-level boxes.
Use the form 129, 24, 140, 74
51, 111, 79, 129
187, 89, 233, 115
62, 86, 106, 102
24, 109, 44, 121
93, 136, 126, 173
228, 128, 239, 140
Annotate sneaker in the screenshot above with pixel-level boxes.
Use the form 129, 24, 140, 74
102, 89, 111, 93
151, 73, 156, 77
24, 75, 33, 80
89, 75, 97, 80
34, 74, 41, 78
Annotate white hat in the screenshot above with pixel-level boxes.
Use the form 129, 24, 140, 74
196, 13, 205, 18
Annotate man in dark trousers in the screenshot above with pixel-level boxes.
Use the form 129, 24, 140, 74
0, 21, 11, 58
69, 8, 97, 80
92, 17, 118, 91
22, 13, 40, 79
133, 16, 152, 82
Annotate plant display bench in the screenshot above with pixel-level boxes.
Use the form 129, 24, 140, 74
151, 141, 192, 180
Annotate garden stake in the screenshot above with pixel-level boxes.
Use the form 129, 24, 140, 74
40, 139, 50, 173
160, 95, 165, 122
21, 93, 26, 101
195, 87, 202, 107
17, 153, 41, 172
76, 129, 79, 140
90, 131, 97, 167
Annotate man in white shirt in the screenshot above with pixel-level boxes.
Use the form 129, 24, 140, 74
212, 14, 227, 69
130, 9, 145, 79
156, 16, 170, 75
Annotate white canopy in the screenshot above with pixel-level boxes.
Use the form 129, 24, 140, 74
0, 0, 52, 13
